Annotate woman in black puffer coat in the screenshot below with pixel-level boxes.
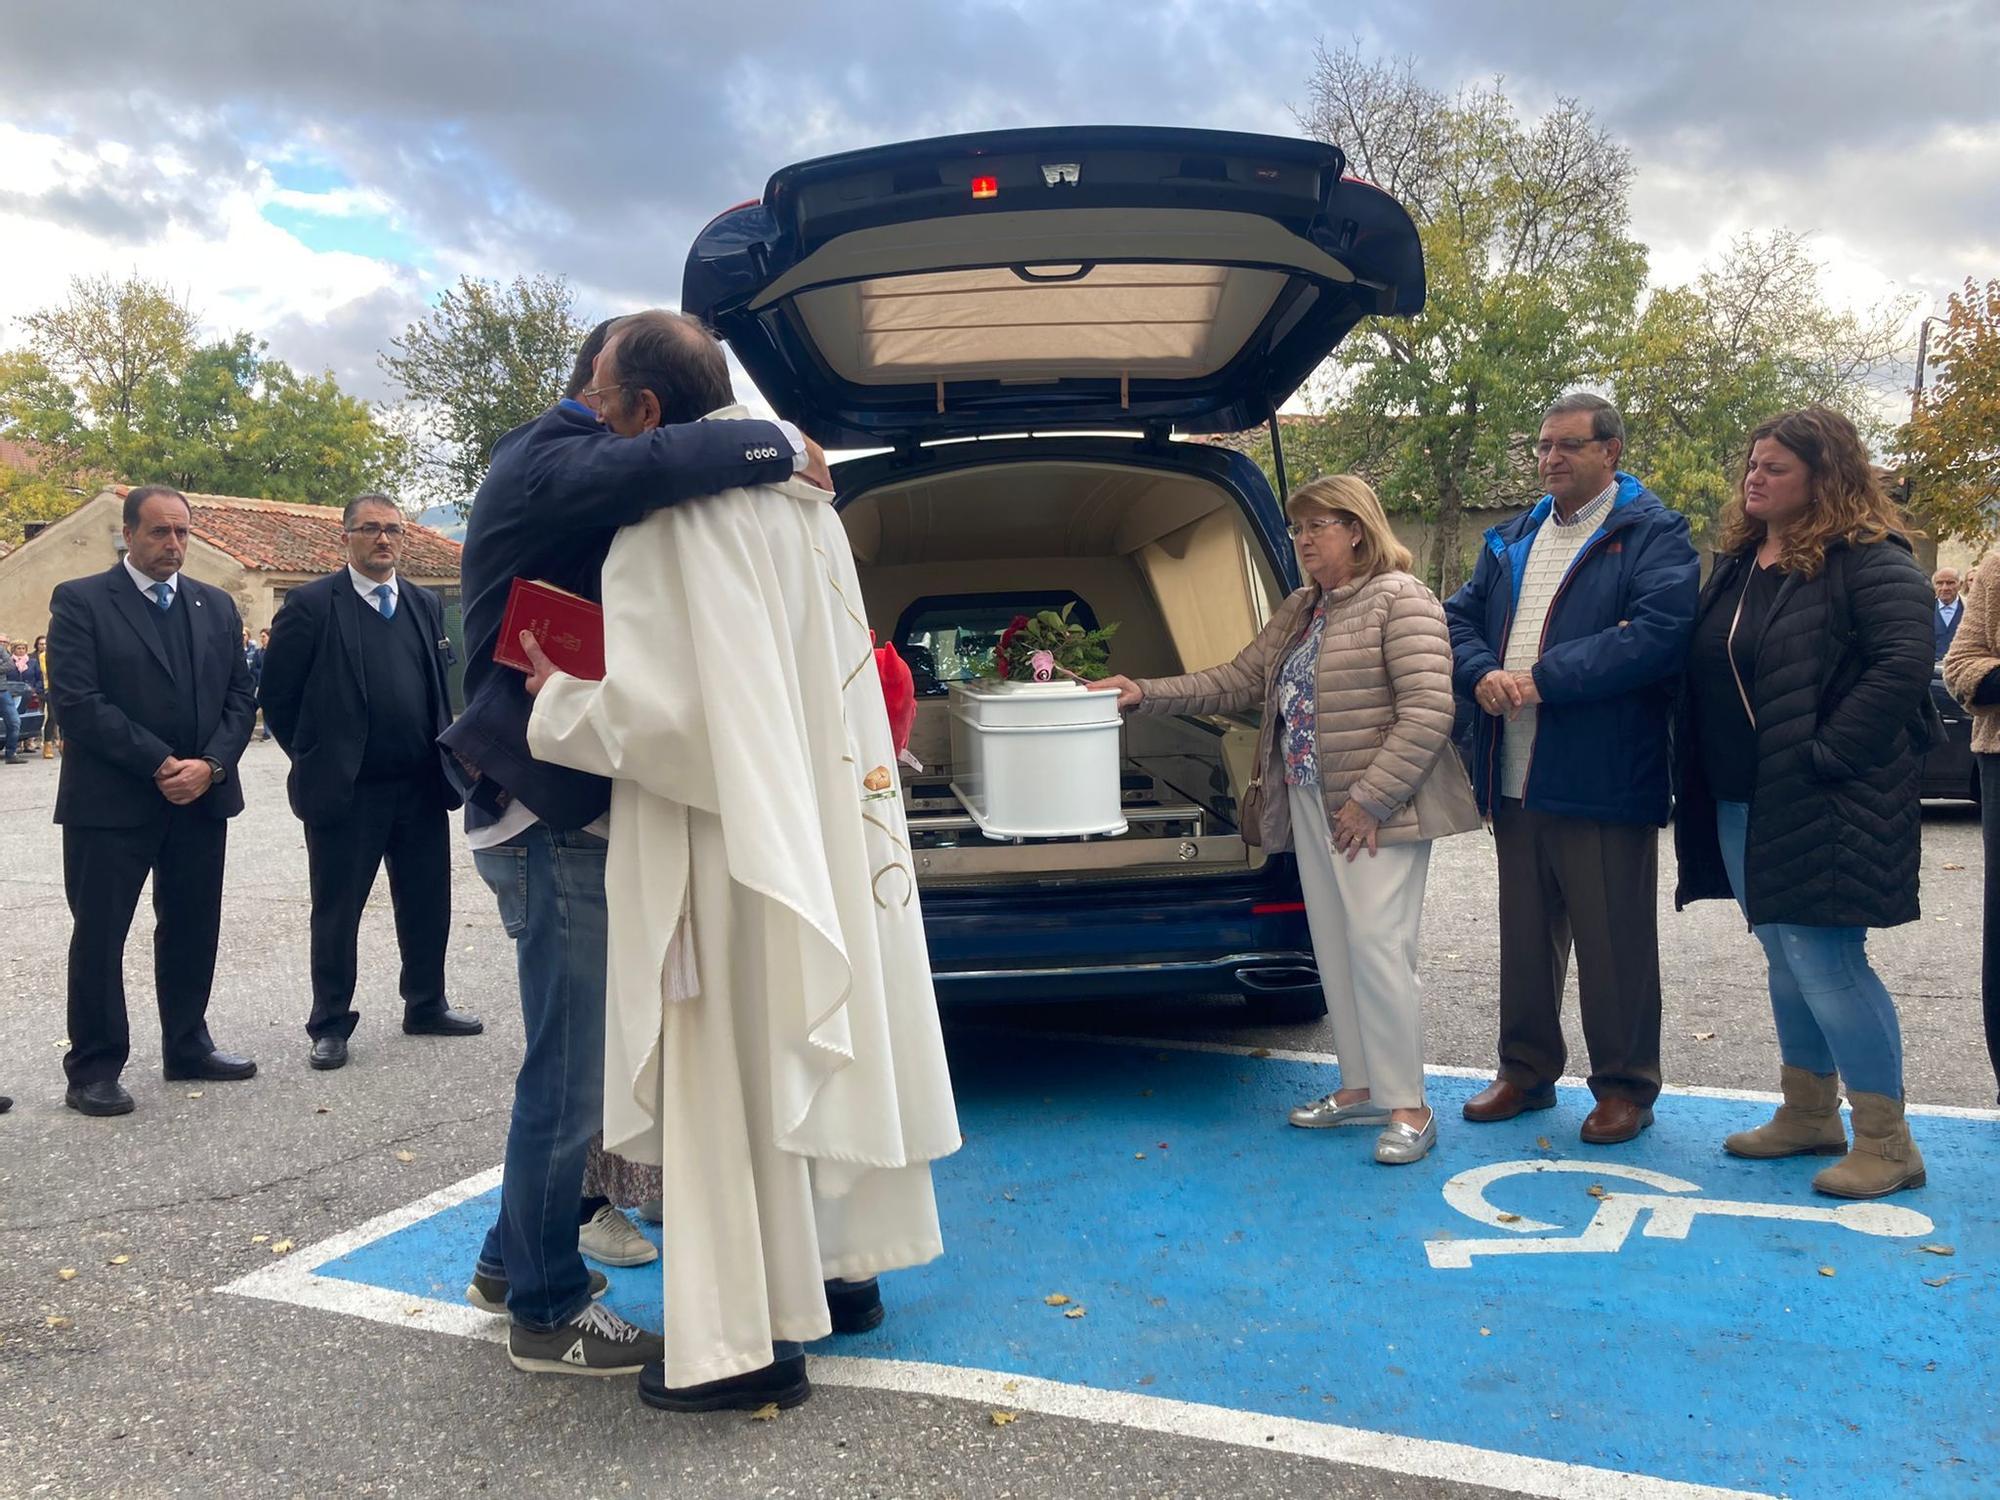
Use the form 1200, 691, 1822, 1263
1674, 406, 1935, 1200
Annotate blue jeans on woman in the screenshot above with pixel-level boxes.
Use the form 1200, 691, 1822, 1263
1714, 801, 1903, 1096
472, 824, 610, 1333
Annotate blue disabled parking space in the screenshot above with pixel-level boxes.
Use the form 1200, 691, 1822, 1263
310, 1034, 1999, 1497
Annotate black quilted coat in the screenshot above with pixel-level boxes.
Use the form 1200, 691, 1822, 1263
1674, 536, 1935, 928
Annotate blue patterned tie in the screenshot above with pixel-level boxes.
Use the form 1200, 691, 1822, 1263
152, 582, 172, 611
373, 583, 395, 620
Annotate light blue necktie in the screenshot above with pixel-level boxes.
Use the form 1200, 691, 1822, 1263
151, 582, 172, 611
373, 584, 395, 620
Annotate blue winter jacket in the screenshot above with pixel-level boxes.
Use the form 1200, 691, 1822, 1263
1443, 474, 1699, 825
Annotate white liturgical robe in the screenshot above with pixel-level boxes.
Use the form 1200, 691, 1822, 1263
526, 414, 961, 1386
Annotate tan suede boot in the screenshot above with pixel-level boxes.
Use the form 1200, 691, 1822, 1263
1812, 1092, 1926, 1199
1723, 1067, 1847, 1159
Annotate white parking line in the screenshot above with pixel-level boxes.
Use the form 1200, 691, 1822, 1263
222, 1161, 1766, 1499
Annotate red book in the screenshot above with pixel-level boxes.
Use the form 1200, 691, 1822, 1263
494, 578, 605, 681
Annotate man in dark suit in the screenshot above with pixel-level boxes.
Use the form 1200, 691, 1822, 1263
48, 484, 259, 1116
1936, 567, 1965, 659
441, 311, 826, 1378
259, 494, 482, 1071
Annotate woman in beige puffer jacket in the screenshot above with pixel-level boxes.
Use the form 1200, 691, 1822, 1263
1095, 475, 1479, 1164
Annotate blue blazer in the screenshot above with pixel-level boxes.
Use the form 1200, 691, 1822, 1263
1936, 601, 1963, 659
439, 401, 795, 831
1443, 474, 1699, 826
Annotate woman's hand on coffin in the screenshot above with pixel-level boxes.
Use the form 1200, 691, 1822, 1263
1089, 674, 1144, 711
519, 630, 557, 697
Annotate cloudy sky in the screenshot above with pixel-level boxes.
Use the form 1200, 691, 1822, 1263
0, 0, 1993, 412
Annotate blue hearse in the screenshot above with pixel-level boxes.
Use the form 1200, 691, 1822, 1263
684, 126, 1426, 1021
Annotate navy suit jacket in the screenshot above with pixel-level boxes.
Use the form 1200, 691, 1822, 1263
1937, 601, 1964, 659
258, 570, 463, 826
47, 564, 257, 827
439, 401, 795, 830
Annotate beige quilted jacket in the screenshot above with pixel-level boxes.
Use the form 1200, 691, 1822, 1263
1133, 571, 1481, 850
1942, 551, 2000, 753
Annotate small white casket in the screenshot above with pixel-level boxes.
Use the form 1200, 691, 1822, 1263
948, 680, 1128, 839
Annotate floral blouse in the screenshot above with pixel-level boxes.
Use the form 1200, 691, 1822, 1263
1276, 600, 1327, 786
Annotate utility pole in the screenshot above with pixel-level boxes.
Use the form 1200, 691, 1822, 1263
1912, 314, 1950, 421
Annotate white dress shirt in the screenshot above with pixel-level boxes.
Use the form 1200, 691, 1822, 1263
123, 554, 180, 600
349, 565, 399, 612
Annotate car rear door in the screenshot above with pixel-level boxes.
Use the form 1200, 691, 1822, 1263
682, 126, 1424, 448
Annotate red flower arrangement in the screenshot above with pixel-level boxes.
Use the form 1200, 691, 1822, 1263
994, 614, 1031, 679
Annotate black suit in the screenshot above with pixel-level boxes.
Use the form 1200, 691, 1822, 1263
259, 570, 462, 1040
48, 563, 256, 1084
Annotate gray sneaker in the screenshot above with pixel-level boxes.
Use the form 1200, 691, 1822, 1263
508, 1300, 664, 1377
579, 1205, 659, 1267
466, 1266, 608, 1316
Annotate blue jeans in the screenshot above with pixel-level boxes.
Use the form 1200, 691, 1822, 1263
1714, 801, 1903, 1096
0, 690, 18, 757
472, 824, 609, 1332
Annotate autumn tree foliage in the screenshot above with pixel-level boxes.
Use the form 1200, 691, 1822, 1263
1902, 278, 2000, 543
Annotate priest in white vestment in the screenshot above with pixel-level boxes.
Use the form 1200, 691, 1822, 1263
520, 406, 961, 1403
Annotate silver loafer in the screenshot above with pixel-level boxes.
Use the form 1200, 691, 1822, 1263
1374, 1109, 1438, 1165
1288, 1093, 1393, 1129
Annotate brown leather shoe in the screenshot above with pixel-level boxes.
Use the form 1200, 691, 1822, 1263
1462, 1078, 1557, 1123
1580, 1098, 1655, 1144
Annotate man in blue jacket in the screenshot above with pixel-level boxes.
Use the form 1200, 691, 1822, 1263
1445, 393, 1699, 1145
441, 311, 827, 1378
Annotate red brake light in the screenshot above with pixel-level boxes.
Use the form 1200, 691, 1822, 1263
971, 175, 999, 200
1252, 901, 1307, 915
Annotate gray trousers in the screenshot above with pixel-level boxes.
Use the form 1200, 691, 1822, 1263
1491, 798, 1662, 1105
1290, 784, 1433, 1109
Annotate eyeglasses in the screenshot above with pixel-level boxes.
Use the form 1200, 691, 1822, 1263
577, 383, 626, 410
1285, 515, 1350, 539
1535, 437, 1605, 458
345, 523, 406, 539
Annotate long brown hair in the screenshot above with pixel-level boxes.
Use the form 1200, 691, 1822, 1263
1714, 406, 1907, 578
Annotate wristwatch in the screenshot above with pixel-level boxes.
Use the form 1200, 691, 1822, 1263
203, 756, 227, 785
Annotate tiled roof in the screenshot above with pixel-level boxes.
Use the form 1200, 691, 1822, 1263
108, 486, 461, 578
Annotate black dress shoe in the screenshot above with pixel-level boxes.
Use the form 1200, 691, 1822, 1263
65, 1080, 135, 1116
403, 1008, 484, 1038
826, 1279, 885, 1334
638, 1353, 811, 1413
0, 1094, 12, 1114
163, 1051, 257, 1082
309, 1036, 349, 1071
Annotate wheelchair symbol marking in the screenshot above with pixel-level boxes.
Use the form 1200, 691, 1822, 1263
1425, 1159, 1935, 1270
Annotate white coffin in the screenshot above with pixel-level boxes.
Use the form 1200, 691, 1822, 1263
948, 680, 1128, 839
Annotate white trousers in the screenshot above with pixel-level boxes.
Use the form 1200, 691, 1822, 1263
1287, 783, 1433, 1109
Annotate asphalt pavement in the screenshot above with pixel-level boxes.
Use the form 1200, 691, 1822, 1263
0, 741, 1990, 1500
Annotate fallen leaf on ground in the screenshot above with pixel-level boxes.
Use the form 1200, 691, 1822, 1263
1479, 1327, 1492, 1337
313, 1106, 331, 1115
1691, 1032, 1716, 1042
250, 1234, 269, 1245
1064, 1307, 1087, 1319
406, 1306, 423, 1317
186, 1091, 203, 1099
1044, 1293, 1070, 1306
57, 1268, 77, 1281
45, 1315, 71, 1329
1920, 1243, 1956, 1257
1587, 1185, 1608, 1199
1536, 1136, 1552, 1151
747, 1403, 779, 1422
1819, 1266, 1836, 1277
1133, 1152, 1147, 1160
1496, 1212, 1523, 1225
1924, 1275, 1959, 1288
989, 1410, 1018, 1427
1942, 863, 1966, 871
1002, 1379, 1020, 1393
269, 1239, 294, 1255
1249, 1047, 1272, 1058
1158, 1142, 1170, 1150
393, 1150, 415, 1164
107, 1254, 129, 1266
